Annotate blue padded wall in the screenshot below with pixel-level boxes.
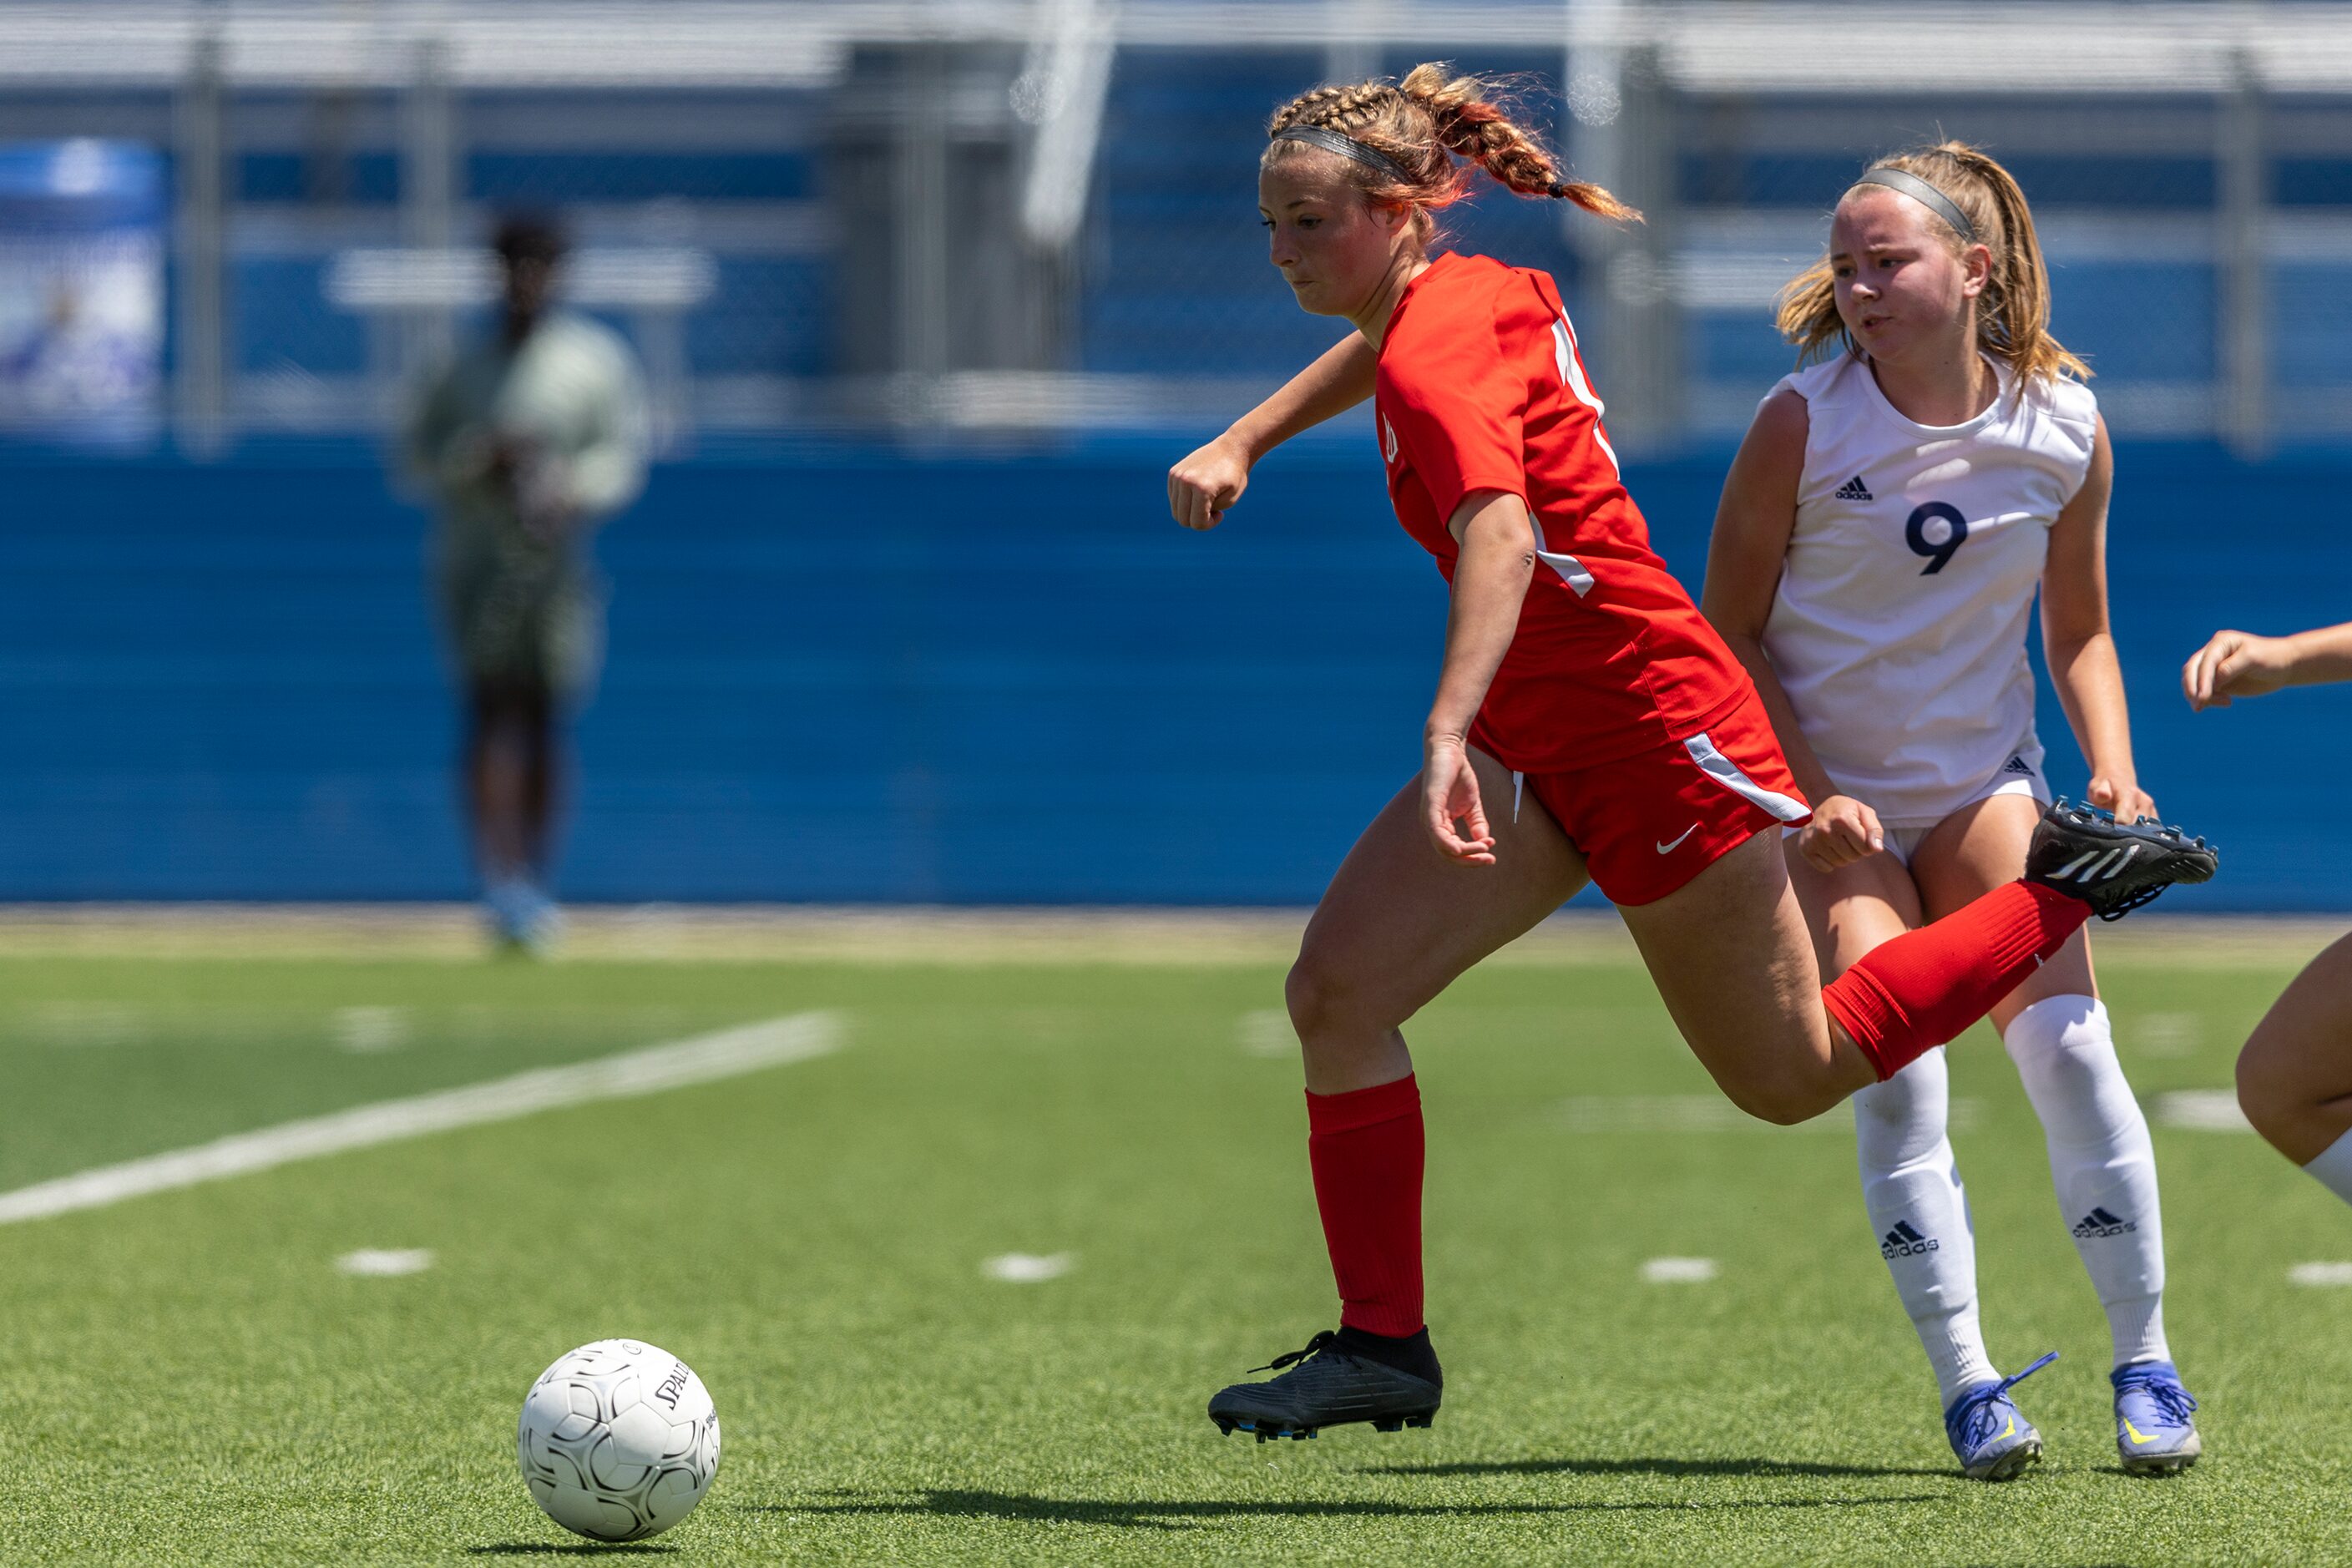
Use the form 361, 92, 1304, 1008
0, 441, 2343, 906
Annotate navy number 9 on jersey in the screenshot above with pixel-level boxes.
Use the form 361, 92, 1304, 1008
1905, 502, 1969, 575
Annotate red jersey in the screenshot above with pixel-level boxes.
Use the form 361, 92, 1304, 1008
1374, 250, 1754, 772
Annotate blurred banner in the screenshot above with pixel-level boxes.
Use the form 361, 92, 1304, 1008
0, 140, 164, 443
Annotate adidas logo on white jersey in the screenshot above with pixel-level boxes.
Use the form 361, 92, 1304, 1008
1834, 474, 1874, 502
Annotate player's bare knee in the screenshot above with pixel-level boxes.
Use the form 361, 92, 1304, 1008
1756, 1091, 1836, 1127
1285, 952, 1388, 1044
1717, 1070, 1834, 1127
1282, 957, 1330, 1043
2235, 1035, 2306, 1150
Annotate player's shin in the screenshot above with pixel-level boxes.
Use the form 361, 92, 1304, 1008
2004, 995, 2171, 1368
1209, 1072, 1442, 1440
1855, 1055, 1997, 1405
1306, 1073, 1426, 1338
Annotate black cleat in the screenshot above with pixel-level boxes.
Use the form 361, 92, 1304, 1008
1207, 1330, 1441, 1442
2026, 797, 2218, 921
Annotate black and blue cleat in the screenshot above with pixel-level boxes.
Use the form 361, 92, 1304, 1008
2027, 798, 2218, 921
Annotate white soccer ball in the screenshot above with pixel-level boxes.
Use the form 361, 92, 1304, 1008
516, 1339, 721, 1541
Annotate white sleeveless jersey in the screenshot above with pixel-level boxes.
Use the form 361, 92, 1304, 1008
1759, 353, 2098, 826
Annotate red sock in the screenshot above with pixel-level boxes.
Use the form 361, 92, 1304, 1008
1305, 1073, 1424, 1338
1823, 881, 2089, 1081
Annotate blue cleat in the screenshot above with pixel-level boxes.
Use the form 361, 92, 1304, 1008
2112, 1359, 2202, 1475
1944, 1351, 2057, 1481
484, 877, 564, 956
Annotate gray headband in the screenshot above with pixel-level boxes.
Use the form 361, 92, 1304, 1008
1851, 166, 1976, 244
1270, 125, 1417, 185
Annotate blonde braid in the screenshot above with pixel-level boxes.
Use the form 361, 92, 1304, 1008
1398, 63, 1638, 220
1263, 63, 1638, 228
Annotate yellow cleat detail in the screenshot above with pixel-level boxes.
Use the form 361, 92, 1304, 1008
2000, 1417, 2016, 1441
2125, 1417, 2158, 1446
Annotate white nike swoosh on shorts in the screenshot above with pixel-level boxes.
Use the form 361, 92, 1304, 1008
1656, 824, 1699, 854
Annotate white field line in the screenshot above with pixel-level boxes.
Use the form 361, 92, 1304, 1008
0, 1010, 843, 1227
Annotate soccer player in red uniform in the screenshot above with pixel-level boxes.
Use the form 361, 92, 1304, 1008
1171, 66, 2217, 1441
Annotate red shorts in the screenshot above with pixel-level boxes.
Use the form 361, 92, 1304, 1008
1486, 690, 1812, 907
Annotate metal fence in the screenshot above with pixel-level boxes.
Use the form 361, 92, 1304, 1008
2, 1, 2349, 454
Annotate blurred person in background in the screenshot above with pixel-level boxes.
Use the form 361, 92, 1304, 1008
404, 213, 650, 953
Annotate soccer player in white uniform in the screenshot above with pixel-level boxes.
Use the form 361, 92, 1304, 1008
1705, 143, 2201, 1480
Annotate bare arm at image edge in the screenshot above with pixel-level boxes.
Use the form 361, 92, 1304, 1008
2184, 618, 2352, 708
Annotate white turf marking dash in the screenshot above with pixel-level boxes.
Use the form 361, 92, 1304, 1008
0, 1010, 843, 1227
2289, 1262, 2352, 1287
36, 1001, 142, 1048
1237, 1009, 1294, 1059
338, 1248, 435, 1277
1641, 1257, 1717, 1284
2130, 1012, 2200, 1060
2153, 1090, 2253, 1132
983, 1252, 1075, 1283
331, 1005, 412, 1054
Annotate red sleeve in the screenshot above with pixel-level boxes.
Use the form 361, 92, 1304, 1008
1383, 280, 1532, 525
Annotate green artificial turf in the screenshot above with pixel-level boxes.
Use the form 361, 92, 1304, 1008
0, 949, 2340, 1564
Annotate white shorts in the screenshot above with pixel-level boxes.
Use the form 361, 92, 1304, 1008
1787, 744, 2054, 866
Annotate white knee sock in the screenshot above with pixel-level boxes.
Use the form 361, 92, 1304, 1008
1855, 1050, 1996, 1405
2303, 1128, 2352, 1206
2004, 994, 2171, 1369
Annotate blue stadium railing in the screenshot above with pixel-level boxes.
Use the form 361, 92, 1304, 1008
0, 437, 2339, 907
